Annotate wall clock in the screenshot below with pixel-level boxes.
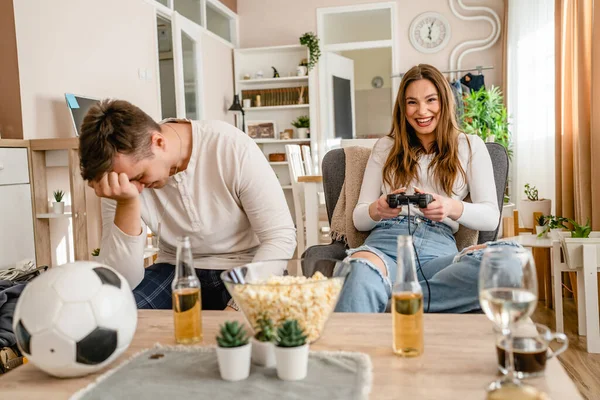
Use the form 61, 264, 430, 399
371, 76, 384, 89
409, 12, 451, 54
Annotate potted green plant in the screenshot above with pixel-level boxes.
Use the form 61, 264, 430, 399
274, 319, 309, 381
251, 314, 276, 367
216, 321, 251, 381
292, 115, 310, 139
559, 217, 600, 269
462, 86, 511, 149
52, 190, 65, 214
91, 248, 100, 261
518, 184, 551, 230
538, 215, 568, 239
297, 58, 309, 77
535, 215, 548, 238
299, 32, 321, 71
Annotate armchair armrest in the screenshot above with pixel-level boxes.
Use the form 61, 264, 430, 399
301, 241, 348, 277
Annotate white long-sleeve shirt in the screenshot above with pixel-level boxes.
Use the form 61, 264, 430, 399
99, 119, 296, 289
353, 134, 499, 233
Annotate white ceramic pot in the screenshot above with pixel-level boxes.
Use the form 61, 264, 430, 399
560, 233, 600, 269
251, 338, 276, 367
518, 199, 551, 229
296, 66, 308, 76
52, 202, 64, 214
550, 228, 565, 240
274, 343, 309, 381
535, 226, 547, 238
216, 343, 251, 381
296, 128, 308, 139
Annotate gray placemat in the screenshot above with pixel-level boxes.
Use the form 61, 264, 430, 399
71, 345, 372, 400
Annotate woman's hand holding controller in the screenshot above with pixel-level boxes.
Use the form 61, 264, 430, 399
369, 188, 406, 221
414, 187, 464, 222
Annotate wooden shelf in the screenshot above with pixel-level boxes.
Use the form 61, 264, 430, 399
236, 44, 305, 54
30, 137, 78, 151
254, 138, 310, 144
298, 175, 323, 183
269, 161, 289, 165
238, 76, 308, 85
245, 104, 309, 112
0, 139, 29, 148
36, 212, 73, 219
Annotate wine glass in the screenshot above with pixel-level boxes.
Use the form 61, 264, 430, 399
479, 246, 538, 393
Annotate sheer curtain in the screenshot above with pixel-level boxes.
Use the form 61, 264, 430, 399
507, 0, 555, 213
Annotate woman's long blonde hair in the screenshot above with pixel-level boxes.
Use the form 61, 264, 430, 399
382, 64, 468, 196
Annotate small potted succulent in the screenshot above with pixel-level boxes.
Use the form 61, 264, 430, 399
251, 314, 276, 367
216, 321, 251, 381
291, 115, 310, 139
91, 248, 100, 261
52, 190, 65, 214
535, 215, 548, 238
519, 184, 551, 229
274, 319, 309, 381
539, 215, 568, 239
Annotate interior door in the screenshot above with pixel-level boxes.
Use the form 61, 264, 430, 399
319, 52, 355, 155
172, 12, 205, 120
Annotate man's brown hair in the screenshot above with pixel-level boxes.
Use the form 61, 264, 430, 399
79, 99, 159, 181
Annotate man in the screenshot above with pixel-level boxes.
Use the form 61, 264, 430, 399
79, 99, 296, 310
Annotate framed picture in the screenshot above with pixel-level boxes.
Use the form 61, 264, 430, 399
246, 120, 278, 139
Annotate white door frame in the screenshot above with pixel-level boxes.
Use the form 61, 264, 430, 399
172, 12, 205, 120
322, 52, 356, 143
316, 2, 398, 162
148, 0, 239, 120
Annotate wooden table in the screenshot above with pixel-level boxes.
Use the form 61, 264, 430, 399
0, 311, 581, 399
502, 235, 554, 308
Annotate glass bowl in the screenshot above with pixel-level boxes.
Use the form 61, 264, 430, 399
221, 259, 350, 343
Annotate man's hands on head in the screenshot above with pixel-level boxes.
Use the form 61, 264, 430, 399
89, 172, 141, 204
89, 172, 143, 237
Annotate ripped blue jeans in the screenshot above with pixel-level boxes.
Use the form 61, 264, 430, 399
334, 216, 522, 313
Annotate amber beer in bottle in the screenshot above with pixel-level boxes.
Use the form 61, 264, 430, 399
392, 235, 424, 356
172, 236, 202, 344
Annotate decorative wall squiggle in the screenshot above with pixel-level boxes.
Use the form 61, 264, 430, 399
448, 0, 501, 81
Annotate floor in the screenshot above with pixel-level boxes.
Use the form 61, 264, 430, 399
532, 299, 600, 400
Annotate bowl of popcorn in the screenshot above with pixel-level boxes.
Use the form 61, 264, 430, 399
221, 259, 350, 343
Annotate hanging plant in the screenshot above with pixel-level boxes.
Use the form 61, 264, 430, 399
299, 32, 321, 71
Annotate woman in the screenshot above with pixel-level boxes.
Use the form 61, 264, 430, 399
335, 64, 506, 313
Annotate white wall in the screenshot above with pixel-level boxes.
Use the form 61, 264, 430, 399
239, 0, 504, 89
201, 31, 235, 123
341, 48, 392, 91
12, 0, 234, 262
355, 89, 393, 137
13, 0, 161, 140
341, 48, 392, 138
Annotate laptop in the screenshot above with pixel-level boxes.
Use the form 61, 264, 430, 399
64, 93, 100, 137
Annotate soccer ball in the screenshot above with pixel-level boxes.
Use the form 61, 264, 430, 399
12, 261, 137, 378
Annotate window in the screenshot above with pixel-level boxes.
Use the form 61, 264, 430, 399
173, 0, 202, 26
157, 16, 176, 119
206, 2, 231, 42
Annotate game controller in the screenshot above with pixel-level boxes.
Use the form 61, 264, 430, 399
387, 193, 434, 209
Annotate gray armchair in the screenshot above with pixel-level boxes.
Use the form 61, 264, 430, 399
302, 143, 509, 275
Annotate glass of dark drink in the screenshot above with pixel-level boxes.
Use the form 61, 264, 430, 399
496, 323, 568, 379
